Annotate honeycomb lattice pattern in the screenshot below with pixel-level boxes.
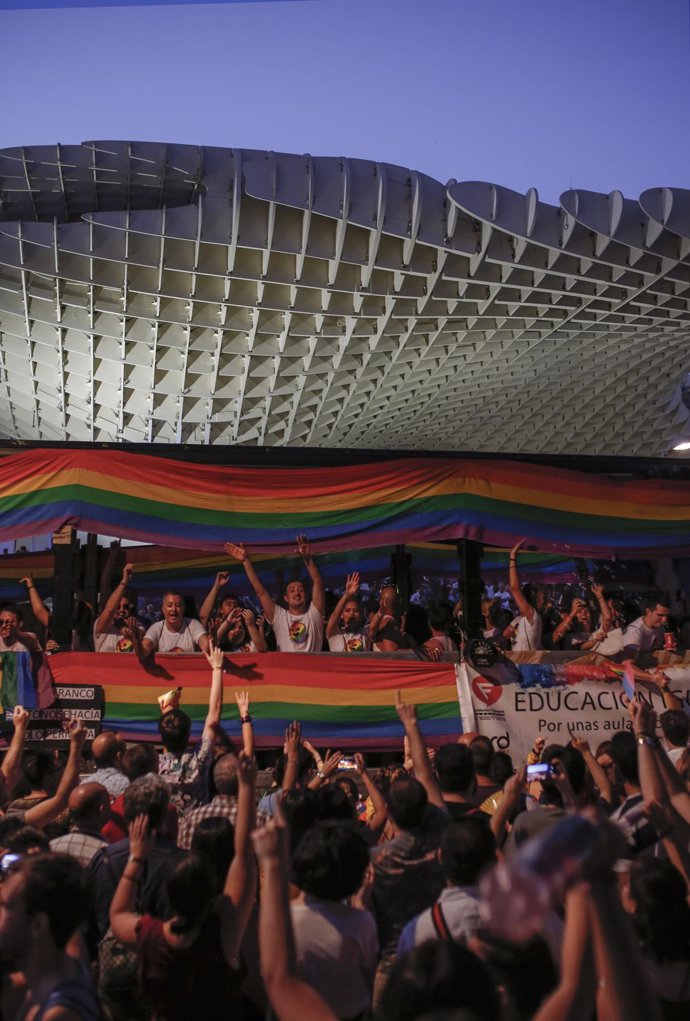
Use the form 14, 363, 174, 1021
1, 141, 689, 453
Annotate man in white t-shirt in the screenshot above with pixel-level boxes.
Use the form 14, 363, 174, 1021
621, 597, 671, 684
503, 539, 542, 652
139, 590, 210, 656
224, 534, 325, 652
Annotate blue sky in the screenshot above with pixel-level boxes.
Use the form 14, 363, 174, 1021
2, 0, 689, 203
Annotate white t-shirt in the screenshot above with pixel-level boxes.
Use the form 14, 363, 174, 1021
0, 635, 34, 653
623, 617, 663, 656
328, 626, 371, 653
144, 618, 206, 653
271, 603, 324, 652
511, 611, 543, 652
94, 623, 143, 653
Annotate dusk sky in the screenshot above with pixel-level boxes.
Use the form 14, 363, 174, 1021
3, 0, 689, 204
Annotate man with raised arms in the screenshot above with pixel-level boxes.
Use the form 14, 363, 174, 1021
224, 535, 325, 652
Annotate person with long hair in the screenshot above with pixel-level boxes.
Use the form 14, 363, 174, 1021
109, 752, 257, 1021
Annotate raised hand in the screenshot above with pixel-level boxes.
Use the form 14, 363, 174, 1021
235, 690, 250, 718
591, 582, 605, 599
251, 817, 284, 863
295, 534, 311, 559
67, 717, 87, 748
510, 538, 526, 558
224, 542, 248, 563
567, 727, 591, 755
628, 697, 657, 737
237, 750, 257, 786
121, 563, 134, 585
240, 608, 255, 625
12, 705, 29, 730
345, 572, 360, 597
321, 749, 343, 778
203, 637, 224, 671
285, 720, 302, 757
354, 752, 366, 774
128, 813, 155, 860
19, 577, 33, 588
533, 735, 546, 758
215, 570, 230, 586
395, 690, 418, 726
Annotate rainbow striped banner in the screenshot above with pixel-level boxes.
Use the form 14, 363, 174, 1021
48, 652, 463, 748
1, 448, 690, 556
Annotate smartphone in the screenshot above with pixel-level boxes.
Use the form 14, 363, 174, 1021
526, 762, 555, 780
338, 756, 358, 771
0, 852, 21, 874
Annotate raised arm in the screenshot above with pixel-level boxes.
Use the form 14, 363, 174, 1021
235, 690, 254, 758
326, 573, 360, 638
19, 577, 50, 630
241, 607, 267, 652
508, 539, 535, 622
199, 571, 230, 628
25, 718, 87, 829
591, 582, 612, 633
201, 638, 224, 739
532, 884, 595, 1021
219, 752, 257, 965
224, 543, 276, 623
395, 691, 446, 811
281, 721, 302, 796
253, 814, 337, 1021
94, 562, 133, 636
490, 764, 526, 847
295, 534, 324, 615
552, 599, 585, 647
109, 814, 154, 944
568, 730, 613, 806
629, 697, 690, 824
354, 752, 388, 834
1, 705, 30, 792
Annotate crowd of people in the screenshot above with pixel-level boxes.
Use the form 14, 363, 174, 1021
0, 642, 687, 1019
0, 535, 689, 1018
1, 538, 687, 674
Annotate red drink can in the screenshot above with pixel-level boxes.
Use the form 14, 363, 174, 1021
664, 631, 677, 651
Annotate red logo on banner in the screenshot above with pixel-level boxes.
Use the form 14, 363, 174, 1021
471, 676, 503, 706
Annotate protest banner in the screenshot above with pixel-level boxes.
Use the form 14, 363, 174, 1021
460, 649, 690, 762
2, 684, 104, 747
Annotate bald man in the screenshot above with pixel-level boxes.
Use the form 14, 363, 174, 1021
84, 731, 128, 800
49, 782, 110, 865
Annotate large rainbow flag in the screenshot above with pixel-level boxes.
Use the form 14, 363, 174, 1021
1, 448, 690, 557
48, 652, 464, 748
